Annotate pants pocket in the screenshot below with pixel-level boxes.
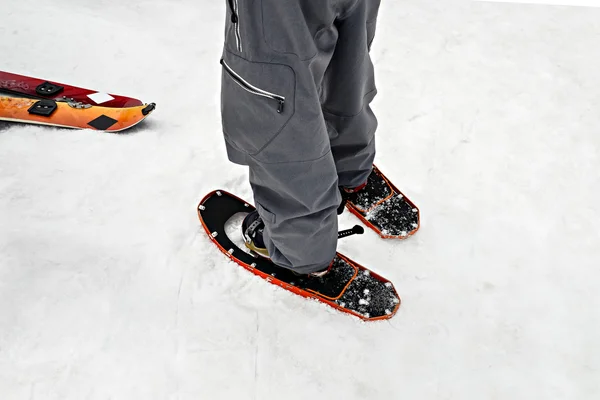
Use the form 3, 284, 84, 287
220, 55, 295, 155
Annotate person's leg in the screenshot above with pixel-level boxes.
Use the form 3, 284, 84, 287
219, 0, 344, 274
321, 0, 381, 189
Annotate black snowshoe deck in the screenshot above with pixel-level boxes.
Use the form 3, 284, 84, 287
198, 190, 401, 321
345, 165, 420, 239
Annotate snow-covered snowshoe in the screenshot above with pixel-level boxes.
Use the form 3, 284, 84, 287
341, 165, 420, 239
198, 190, 401, 321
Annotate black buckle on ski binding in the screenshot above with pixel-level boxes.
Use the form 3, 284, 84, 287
28, 100, 58, 117
35, 81, 64, 97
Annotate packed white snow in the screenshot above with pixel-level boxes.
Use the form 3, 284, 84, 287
1, 0, 599, 399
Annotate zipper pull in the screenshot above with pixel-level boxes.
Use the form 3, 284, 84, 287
277, 99, 285, 113
227, 0, 238, 23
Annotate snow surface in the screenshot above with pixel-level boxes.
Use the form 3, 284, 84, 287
1, 0, 599, 399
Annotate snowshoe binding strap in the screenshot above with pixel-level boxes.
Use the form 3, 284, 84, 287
244, 217, 264, 244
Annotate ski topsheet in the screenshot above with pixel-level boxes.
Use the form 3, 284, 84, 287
0, 95, 155, 132
198, 190, 401, 321
0, 70, 144, 108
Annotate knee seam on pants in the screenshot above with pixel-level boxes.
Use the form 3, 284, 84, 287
334, 133, 376, 159
249, 149, 333, 166
321, 88, 377, 119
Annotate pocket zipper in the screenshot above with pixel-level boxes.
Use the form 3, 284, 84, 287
226, 0, 243, 52
220, 59, 285, 113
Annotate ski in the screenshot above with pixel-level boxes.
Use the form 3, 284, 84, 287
343, 165, 420, 239
0, 70, 145, 108
0, 95, 155, 132
197, 190, 401, 321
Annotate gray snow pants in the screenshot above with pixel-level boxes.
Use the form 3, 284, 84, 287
220, 0, 380, 274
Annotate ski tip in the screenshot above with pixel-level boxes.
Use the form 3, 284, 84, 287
142, 103, 156, 116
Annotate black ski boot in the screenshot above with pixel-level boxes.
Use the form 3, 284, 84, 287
242, 210, 332, 277
242, 210, 269, 258
337, 182, 368, 215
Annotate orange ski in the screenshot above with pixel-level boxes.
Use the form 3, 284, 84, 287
0, 95, 155, 132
